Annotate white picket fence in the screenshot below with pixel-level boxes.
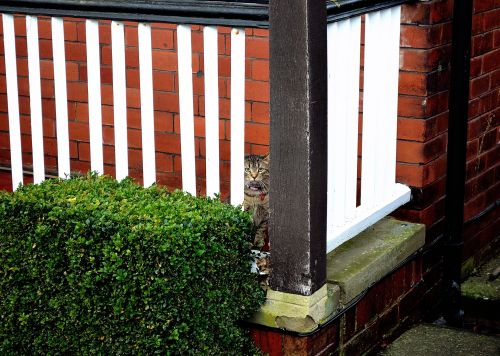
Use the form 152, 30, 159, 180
1, 14, 247, 206
326, 5, 411, 252
1, 6, 410, 254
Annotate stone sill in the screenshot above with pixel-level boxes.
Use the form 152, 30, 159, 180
250, 217, 425, 333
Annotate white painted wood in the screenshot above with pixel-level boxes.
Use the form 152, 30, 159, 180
177, 24, 197, 195
327, 184, 411, 253
230, 28, 245, 206
327, 21, 347, 228
52, 17, 71, 178
85, 19, 104, 174
2, 14, 23, 190
384, 6, 402, 191
374, 9, 393, 202
138, 23, 156, 187
203, 26, 220, 198
327, 17, 362, 235
111, 21, 128, 180
326, 6, 409, 253
26, 15, 45, 184
361, 10, 383, 208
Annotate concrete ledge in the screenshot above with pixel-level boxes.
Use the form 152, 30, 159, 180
249, 284, 340, 333
327, 217, 425, 305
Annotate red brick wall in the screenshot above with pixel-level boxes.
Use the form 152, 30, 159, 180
394, 0, 499, 264
463, 0, 499, 262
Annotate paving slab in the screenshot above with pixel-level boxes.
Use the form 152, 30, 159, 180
381, 324, 500, 356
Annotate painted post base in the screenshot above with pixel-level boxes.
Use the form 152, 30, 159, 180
249, 284, 340, 333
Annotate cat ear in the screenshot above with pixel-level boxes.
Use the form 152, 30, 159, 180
262, 153, 270, 164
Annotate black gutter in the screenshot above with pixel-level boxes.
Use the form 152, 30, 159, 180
0, 0, 415, 28
443, 0, 473, 326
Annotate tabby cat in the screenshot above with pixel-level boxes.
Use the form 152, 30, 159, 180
243, 154, 270, 251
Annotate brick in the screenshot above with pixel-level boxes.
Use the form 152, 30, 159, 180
151, 28, 174, 50
250, 329, 283, 356
252, 59, 269, 81
155, 152, 173, 173
401, 3, 430, 25
245, 122, 269, 145
246, 37, 269, 59
472, 13, 485, 35
152, 71, 175, 92
69, 121, 89, 141
464, 167, 496, 201
400, 23, 451, 49
429, 0, 453, 24
155, 133, 181, 154
483, 8, 500, 32
124, 129, 140, 149
467, 112, 497, 140
65, 42, 87, 61
245, 80, 269, 102
154, 92, 179, 113
124, 25, 138, 47
473, 0, 496, 14
127, 148, 142, 169
399, 72, 429, 96
482, 48, 500, 73
67, 82, 88, 102
470, 56, 483, 77
470, 74, 491, 98
396, 134, 447, 164
70, 158, 91, 173
151, 50, 178, 71
472, 31, 495, 57
252, 102, 270, 123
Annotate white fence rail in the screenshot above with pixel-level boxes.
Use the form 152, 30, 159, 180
0, 14, 246, 206
326, 5, 411, 252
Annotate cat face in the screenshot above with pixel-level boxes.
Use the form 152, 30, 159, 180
244, 154, 269, 196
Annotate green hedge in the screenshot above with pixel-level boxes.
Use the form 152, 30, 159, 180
0, 174, 265, 354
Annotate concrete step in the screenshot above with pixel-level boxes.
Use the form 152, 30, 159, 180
380, 324, 500, 356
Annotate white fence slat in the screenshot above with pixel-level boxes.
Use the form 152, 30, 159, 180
327, 21, 347, 228
177, 24, 197, 195
85, 19, 104, 174
374, 9, 393, 202
203, 26, 220, 198
138, 23, 157, 187
52, 17, 70, 178
2, 14, 23, 190
385, 6, 402, 193
361, 10, 383, 208
230, 28, 245, 206
111, 21, 128, 180
26, 15, 45, 184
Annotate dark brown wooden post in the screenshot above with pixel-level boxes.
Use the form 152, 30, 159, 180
268, 0, 328, 296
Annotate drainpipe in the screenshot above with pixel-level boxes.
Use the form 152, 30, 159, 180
443, 0, 473, 326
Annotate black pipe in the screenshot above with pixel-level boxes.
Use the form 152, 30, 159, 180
443, 0, 473, 326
